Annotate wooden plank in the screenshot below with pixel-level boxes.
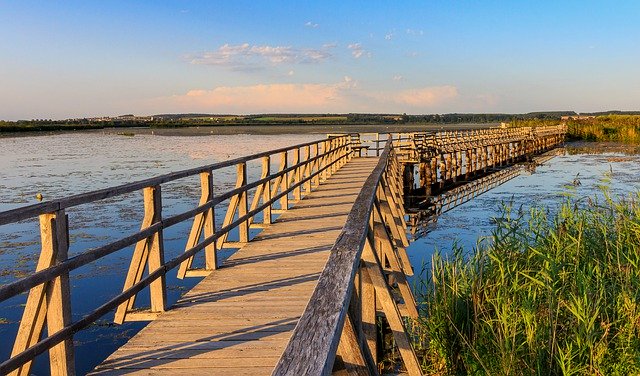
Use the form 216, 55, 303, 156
94, 158, 380, 375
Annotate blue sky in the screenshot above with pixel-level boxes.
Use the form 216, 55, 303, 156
1, 0, 639, 119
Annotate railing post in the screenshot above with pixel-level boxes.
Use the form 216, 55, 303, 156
312, 143, 320, 188
237, 162, 249, 243
293, 148, 301, 201
10, 210, 75, 376
146, 187, 166, 314
261, 156, 272, 225
115, 185, 166, 323
177, 171, 216, 279
201, 173, 217, 271
303, 145, 312, 194
279, 151, 289, 210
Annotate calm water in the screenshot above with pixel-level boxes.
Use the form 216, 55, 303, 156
1, 132, 639, 374
0, 132, 321, 375
407, 148, 640, 287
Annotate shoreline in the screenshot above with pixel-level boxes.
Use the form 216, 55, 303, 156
0, 123, 497, 138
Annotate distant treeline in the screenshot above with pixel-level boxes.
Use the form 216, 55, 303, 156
3, 111, 640, 134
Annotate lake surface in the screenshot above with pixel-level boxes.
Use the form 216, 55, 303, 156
1, 132, 639, 374
0, 132, 322, 375
406, 146, 640, 289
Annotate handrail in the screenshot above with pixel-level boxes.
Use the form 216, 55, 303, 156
273, 137, 422, 375
0, 135, 354, 375
273, 124, 567, 375
0, 126, 568, 375
273, 140, 392, 375
0, 137, 340, 225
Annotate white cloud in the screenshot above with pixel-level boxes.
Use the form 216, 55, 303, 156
152, 81, 457, 114
347, 43, 371, 59
385, 33, 394, 41
188, 43, 333, 71
305, 21, 319, 28
393, 75, 404, 81
288, 70, 294, 76
406, 28, 424, 36
152, 79, 360, 113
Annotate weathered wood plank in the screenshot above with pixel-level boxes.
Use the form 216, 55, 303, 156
92, 158, 379, 375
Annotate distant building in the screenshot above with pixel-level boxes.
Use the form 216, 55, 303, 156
561, 115, 596, 121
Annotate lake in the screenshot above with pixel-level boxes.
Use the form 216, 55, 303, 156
1, 131, 639, 374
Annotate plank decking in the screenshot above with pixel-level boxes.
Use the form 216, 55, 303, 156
91, 157, 379, 375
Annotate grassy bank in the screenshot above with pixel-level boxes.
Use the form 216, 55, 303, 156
567, 115, 640, 143
510, 115, 640, 144
416, 189, 640, 375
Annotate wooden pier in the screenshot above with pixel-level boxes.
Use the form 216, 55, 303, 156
0, 125, 566, 376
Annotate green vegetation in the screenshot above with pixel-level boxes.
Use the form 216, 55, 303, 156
567, 115, 640, 143
506, 114, 640, 144
415, 189, 640, 375
1, 111, 579, 133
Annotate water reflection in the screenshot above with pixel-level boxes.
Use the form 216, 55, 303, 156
406, 144, 640, 283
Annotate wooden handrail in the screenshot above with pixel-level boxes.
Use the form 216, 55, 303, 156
0, 126, 568, 375
0, 135, 354, 375
273, 139, 404, 375
0, 137, 344, 225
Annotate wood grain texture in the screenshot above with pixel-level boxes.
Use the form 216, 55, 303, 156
272, 146, 389, 376
90, 157, 379, 375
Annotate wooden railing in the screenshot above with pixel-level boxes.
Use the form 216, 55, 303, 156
273, 139, 423, 376
0, 135, 353, 376
407, 148, 564, 239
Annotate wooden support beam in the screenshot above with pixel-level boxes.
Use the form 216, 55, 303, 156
237, 162, 249, 243
373, 223, 418, 319
10, 210, 75, 376
115, 186, 166, 324
336, 312, 370, 376
361, 240, 422, 376
177, 171, 216, 279
359, 263, 377, 366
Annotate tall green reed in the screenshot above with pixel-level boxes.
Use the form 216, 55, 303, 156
416, 189, 640, 375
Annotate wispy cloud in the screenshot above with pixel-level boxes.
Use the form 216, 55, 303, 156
347, 43, 371, 59
393, 75, 404, 81
406, 28, 424, 36
153, 78, 357, 113
304, 21, 319, 28
188, 43, 332, 71
153, 81, 458, 113
385, 33, 394, 41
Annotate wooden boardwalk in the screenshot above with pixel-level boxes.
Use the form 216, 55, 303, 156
90, 157, 379, 375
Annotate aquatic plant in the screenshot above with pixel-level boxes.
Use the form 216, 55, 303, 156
567, 115, 640, 144
416, 188, 640, 375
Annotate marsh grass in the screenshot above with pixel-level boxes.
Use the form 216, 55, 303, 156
567, 116, 640, 144
416, 188, 640, 375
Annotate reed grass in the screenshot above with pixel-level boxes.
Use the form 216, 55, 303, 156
567, 115, 640, 144
416, 188, 640, 375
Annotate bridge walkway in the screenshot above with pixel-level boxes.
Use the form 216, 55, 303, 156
90, 157, 379, 375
